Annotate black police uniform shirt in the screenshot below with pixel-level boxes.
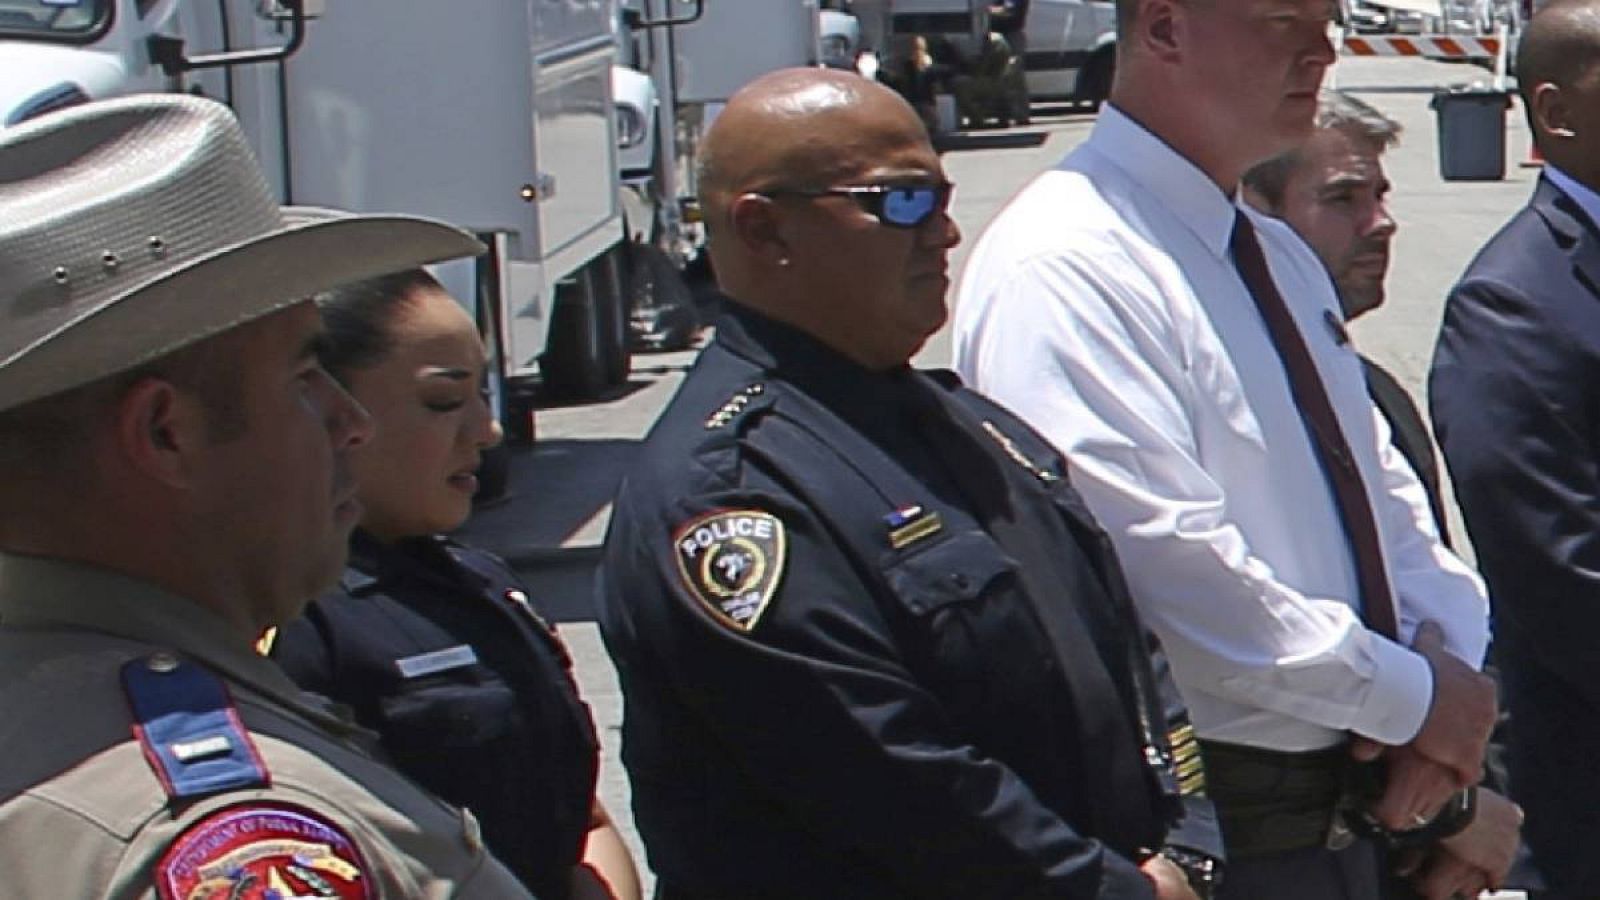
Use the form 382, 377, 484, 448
272, 531, 599, 900
598, 303, 1218, 899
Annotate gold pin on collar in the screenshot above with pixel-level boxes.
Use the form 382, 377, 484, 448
982, 421, 1060, 483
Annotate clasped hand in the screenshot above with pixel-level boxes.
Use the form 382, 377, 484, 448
1392, 789, 1523, 900
1347, 621, 1514, 899
1351, 620, 1496, 829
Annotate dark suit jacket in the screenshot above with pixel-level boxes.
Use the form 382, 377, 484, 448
1362, 357, 1451, 547
1430, 175, 1600, 895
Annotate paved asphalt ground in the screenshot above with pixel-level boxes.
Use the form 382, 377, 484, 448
456, 55, 1538, 894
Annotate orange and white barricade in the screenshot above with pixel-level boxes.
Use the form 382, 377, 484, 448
1334, 23, 1514, 90
1340, 33, 1503, 59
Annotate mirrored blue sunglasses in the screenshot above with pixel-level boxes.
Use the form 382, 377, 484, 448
759, 182, 955, 229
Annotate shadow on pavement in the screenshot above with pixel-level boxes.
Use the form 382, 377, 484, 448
531, 377, 655, 410
1346, 84, 1472, 95
936, 130, 1049, 152
627, 360, 697, 378
1031, 102, 1099, 118
456, 438, 640, 622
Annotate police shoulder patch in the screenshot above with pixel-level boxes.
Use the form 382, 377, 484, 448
673, 508, 787, 631
154, 802, 373, 900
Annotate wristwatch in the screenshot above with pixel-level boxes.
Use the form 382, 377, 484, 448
1160, 845, 1222, 900
1355, 785, 1479, 851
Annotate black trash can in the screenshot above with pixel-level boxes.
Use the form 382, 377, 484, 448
1429, 85, 1513, 181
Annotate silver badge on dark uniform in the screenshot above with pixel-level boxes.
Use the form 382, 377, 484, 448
674, 509, 787, 631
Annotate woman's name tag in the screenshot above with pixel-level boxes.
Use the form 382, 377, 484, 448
393, 644, 478, 679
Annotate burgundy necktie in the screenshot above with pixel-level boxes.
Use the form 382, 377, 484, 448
1230, 212, 1399, 641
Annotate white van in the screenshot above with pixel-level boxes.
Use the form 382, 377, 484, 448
1022, 0, 1118, 105
854, 0, 1117, 106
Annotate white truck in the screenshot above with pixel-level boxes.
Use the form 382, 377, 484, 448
1, 0, 642, 449
1022, 0, 1116, 104
615, 0, 827, 311
1, 0, 842, 451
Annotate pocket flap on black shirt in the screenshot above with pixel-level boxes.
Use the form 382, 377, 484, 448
884, 530, 1015, 616
378, 676, 518, 750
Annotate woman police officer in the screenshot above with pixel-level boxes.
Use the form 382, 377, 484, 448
268, 269, 641, 900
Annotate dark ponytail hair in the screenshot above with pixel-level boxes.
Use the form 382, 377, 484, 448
316, 268, 445, 384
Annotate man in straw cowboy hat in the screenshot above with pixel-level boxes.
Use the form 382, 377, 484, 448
0, 95, 536, 898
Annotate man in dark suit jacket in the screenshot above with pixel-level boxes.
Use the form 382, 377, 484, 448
1247, 89, 1525, 899
1243, 92, 1451, 542
1430, 2, 1600, 894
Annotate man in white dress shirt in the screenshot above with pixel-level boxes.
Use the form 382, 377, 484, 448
1243, 91, 1526, 899
952, 0, 1497, 896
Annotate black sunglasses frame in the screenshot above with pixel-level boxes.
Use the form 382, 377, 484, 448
756, 182, 955, 229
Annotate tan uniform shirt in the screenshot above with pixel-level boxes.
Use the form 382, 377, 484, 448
0, 552, 536, 899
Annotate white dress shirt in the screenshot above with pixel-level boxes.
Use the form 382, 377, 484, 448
952, 105, 1489, 752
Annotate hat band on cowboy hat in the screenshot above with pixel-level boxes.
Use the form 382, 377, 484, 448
0, 93, 485, 412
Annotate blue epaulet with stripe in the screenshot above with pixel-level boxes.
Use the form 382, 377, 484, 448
120, 653, 270, 801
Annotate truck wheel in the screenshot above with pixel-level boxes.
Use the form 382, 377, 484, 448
474, 373, 525, 503
682, 251, 724, 321
473, 442, 514, 506
1006, 88, 1032, 127
500, 390, 537, 446
1080, 49, 1115, 108
594, 246, 633, 386
627, 242, 699, 352
540, 251, 630, 400
1005, 66, 1032, 126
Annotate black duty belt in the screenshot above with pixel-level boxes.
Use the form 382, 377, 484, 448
1198, 740, 1349, 859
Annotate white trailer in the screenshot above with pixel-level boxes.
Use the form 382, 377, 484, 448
1, 0, 639, 443
0, 0, 845, 440
617, 0, 825, 297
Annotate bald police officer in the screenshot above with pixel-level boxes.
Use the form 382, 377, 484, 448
0, 96, 536, 898
598, 68, 1219, 899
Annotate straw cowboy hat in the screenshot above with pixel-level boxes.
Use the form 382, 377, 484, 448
0, 93, 484, 412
